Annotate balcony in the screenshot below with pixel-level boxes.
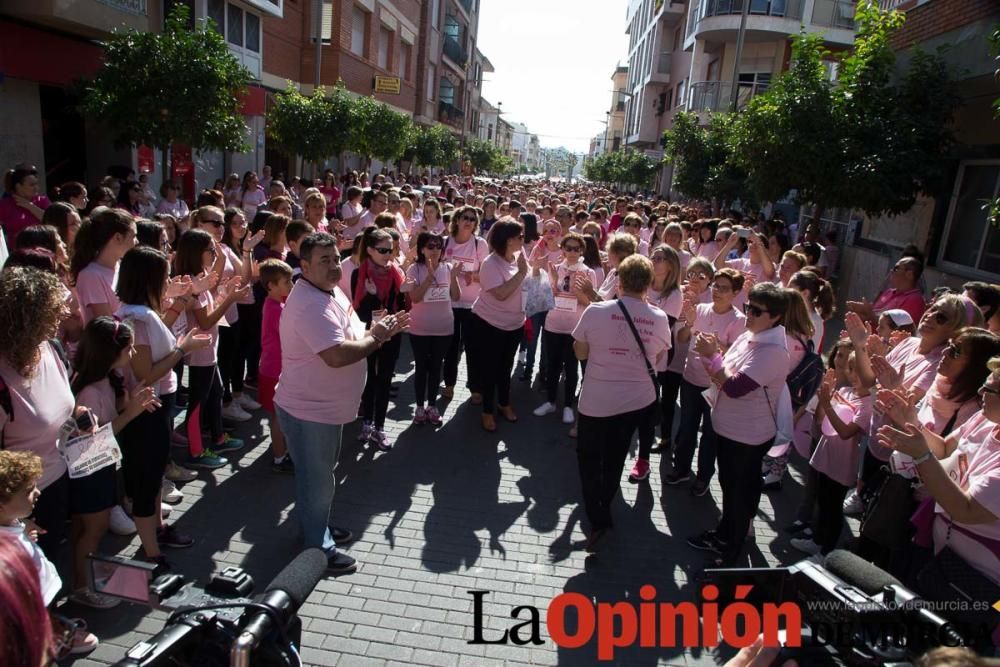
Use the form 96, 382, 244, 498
811, 0, 854, 29
439, 100, 464, 128
686, 81, 768, 113
442, 35, 468, 68
456, 0, 474, 16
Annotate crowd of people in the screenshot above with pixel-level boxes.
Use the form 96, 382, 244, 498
1, 161, 999, 659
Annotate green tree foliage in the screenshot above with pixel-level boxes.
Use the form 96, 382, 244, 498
406, 125, 460, 169
268, 84, 339, 167
663, 111, 751, 205
81, 5, 251, 154
985, 24, 1000, 227
463, 138, 509, 174
350, 96, 413, 167
584, 149, 657, 188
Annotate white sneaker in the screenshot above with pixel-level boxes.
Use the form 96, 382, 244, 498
843, 489, 864, 515
161, 478, 184, 504
165, 462, 197, 483
235, 394, 261, 411
70, 588, 121, 609
161, 503, 171, 520
790, 537, 821, 555
562, 407, 575, 424
518, 350, 527, 366
533, 402, 557, 417
109, 506, 137, 536
222, 402, 252, 422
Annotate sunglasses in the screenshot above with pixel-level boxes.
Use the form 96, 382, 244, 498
371, 247, 393, 255
563, 245, 583, 252
461, 215, 477, 222
744, 303, 769, 317
545, 228, 560, 234
687, 271, 709, 280
979, 383, 1000, 397
424, 243, 443, 250
944, 342, 962, 359
711, 282, 732, 292
928, 311, 949, 325
202, 219, 224, 227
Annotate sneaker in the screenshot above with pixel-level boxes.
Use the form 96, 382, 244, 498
161, 503, 172, 520
134, 550, 173, 576
235, 393, 261, 411
687, 530, 723, 554
53, 616, 99, 657
628, 458, 651, 483
109, 506, 137, 536
213, 434, 244, 453
165, 461, 197, 482
413, 406, 427, 424
691, 479, 710, 497
649, 438, 670, 454
562, 407, 575, 424
357, 420, 374, 442
162, 478, 184, 505
664, 471, 692, 486
790, 537, 821, 555
786, 519, 811, 534
518, 350, 527, 366
370, 429, 393, 452
533, 401, 557, 417
157, 523, 194, 549
272, 455, 295, 474
331, 525, 354, 546
843, 489, 864, 515
326, 551, 358, 574
187, 449, 228, 469
171, 430, 189, 447
426, 406, 443, 426
69, 587, 121, 610
222, 402, 252, 422
762, 471, 783, 491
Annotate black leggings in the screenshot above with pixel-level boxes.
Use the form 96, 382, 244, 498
121, 393, 175, 518
184, 365, 223, 457
34, 472, 69, 561
238, 301, 263, 384
543, 330, 579, 407
410, 334, 451, 407
815, 471, 850, 554
218, 320, 244, 402
469, 313, 522, 413
362, 335, 401, 429
638, 370, 678, 459
444, 308, 477, 391
716, 434, 771, 562
577, 405, 648, 531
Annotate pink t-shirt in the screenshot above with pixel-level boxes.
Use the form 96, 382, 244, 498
472, 254, 526, 331
402, 263, 455, 337
129, 318, 179, 396
932, 412, 1000, 585
810, 388, 872, 487
76, 378, 118, 426
274, 280, 367, 425
241, 187, 267, 219
596, 268, 619, 301
0, 195, 50, 245
573, 296, 671, 418
443, 236, 490, 308
184, 290, 219, 367
868, 336, 945, 461
786, 334, 807, 374
259, 297, 284, 379
711, 330, 791, 444
544, 262, 596, 335
874, 287, 926, 325
648, 288, 682, 373
692, 240, 719, 260
75, 263, 121, 325
725, 257, 770, 309
0, 344, 73, 490
891, 393, 980, 480
682, 303, 746, 387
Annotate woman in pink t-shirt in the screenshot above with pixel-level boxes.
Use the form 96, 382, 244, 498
469, 218, 529, 432
664, 222, 693, 273
0, 165, 49, 246
70, 207, 137, 324
690, 219, 719, 260
239, 171, 267, 221
303, 192, 330, 233
789, 269, 835, 354
402, 232, 460, 426
689, 282, 790, 566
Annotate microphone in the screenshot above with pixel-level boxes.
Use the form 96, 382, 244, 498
231, 548, 328, 666
824, 549, 902, 595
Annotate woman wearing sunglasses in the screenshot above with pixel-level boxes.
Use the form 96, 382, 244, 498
352, 225, 407, 450
714, 230, 775, 310
533, 233, 596, 427
442, 206, 490, 401
687, 282, 791, 566
519, 219, 564, 383
619, 213, 650, 257
402, 232, 460, 427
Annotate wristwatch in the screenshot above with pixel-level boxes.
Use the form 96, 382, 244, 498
912, 450, 933, 466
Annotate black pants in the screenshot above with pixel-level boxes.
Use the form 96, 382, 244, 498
218, 320, 244, 402
577, 406, 649, 531
469, 313, 521, 413
638, 370, 678, 459
238, 301, 263, 384
34, 472, 69, 561
544, 330, 578, 407
121, 393, 175, 518
815, 471, 850, 554
672, 379, 717, 480
443, 308, 477, 391
410, 334, 451, 407
362, 335, 401, 429
716, 434, 771, 562
185, 365, 223, 457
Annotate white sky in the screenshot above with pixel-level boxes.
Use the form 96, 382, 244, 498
477, 0, 629, 154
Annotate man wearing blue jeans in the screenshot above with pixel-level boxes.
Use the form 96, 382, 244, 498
273, 233, 409, 574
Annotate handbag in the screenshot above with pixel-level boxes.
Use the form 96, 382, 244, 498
860, 472, 916, 549
616, 300, 660, 427
522, 272, 555, 317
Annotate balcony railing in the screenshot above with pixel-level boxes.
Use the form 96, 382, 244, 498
689, 0, 805, 32
442, 36, 468, 68
439, 100, 464, 127
456, 0, 474, 15
687, 81, 768, 112
811, 0, 854, 29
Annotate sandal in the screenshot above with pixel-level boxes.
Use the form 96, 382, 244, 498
52, 615, 99, 658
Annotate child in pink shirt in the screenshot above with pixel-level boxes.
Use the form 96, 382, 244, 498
258, 260, 294, 472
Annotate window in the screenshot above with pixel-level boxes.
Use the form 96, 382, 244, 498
227, 3, 243, 46
675, 80, 686, 108
426, 64, 436, 100
439, 77, 455, 106
351, 7, 366, 56
938, 161, 1000, 277
378, 27, 391, 69
207, 0, 225, 33
399, 42, 411, 80
245, 13, 260, 52
313, 0, 333, 43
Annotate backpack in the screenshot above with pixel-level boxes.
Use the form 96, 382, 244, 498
786, 337, 824, 411
0, 340, 71, 449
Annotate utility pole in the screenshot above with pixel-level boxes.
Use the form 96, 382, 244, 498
728, 0, 750, 112
313, 0, 323, 178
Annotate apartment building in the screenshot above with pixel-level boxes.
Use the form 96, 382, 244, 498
830, 0, 1000, 302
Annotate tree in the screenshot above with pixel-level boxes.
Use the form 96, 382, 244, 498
350, 96, 413, 170
267, 84, 338, 175
983, 24, 999, 227
405, 125, 460, 170
463, 138, 509, 175
583, 149, 656, 188
81, 5, 251, 175
663, 111, 751, 206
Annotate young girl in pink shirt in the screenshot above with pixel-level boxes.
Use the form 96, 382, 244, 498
71, 208, 136, 324
257, 259, 294, 472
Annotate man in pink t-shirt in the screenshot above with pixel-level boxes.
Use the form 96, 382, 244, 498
272, 232, 408, 575
847, 256, 926, 326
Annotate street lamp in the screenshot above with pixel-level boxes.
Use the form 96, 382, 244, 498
603, 111, 611, 155
494, 101, 503, 148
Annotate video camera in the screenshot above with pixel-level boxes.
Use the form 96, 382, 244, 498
88, 548, 328, 667
703, 550, 977, 666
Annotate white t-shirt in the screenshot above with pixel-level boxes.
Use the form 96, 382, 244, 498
0, 521, 62, 604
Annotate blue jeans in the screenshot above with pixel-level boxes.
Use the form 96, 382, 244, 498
520, 311, 548, 369
276, 406, 343, 555
672, 379, 717, 482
